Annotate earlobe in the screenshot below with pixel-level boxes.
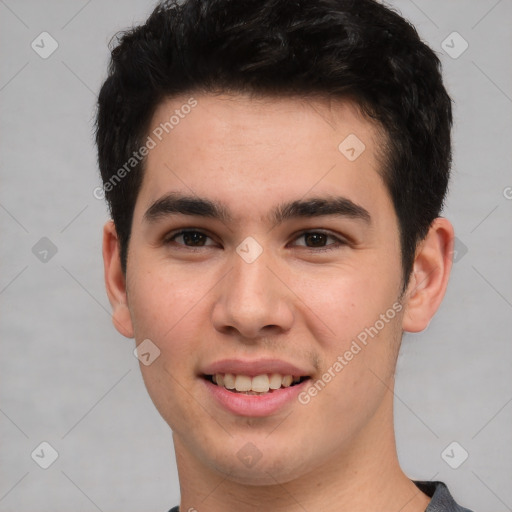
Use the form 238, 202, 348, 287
102, 220, 134, 338
402, 217, 454, 333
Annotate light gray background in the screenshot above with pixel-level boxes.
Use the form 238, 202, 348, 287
1, 1, 511, 511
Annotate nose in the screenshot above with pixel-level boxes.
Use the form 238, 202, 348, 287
211, 246, 294, 341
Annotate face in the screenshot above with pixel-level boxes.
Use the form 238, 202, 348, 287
109, 93, 412, 484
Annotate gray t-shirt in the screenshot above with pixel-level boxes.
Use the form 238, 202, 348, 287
167, 479, 474, 511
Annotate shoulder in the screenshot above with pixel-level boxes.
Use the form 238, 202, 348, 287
413, 480, 475, 512
167, 482, 475, 512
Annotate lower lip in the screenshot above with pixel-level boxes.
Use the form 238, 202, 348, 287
202, 378, 309, 417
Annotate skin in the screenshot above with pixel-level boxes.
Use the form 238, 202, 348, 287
103, 93, 454, 512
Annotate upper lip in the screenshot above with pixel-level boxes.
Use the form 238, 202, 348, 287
201, 358, 312, 378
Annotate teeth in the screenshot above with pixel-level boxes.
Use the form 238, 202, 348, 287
211, 373, 304, 393
223, 373, 236, 389
251, 374, 270, 393
234, 375, 252, 392
269, 373, 283, 389
282, 375, 293, 387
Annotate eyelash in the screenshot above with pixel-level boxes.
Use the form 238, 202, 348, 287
163, 229, 347, 253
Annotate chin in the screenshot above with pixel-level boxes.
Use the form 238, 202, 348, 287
200, 438, 315, 486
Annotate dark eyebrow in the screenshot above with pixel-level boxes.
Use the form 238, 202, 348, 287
143, 192, 371, 226
269, 196, 371, 225
144, 192, 232, 224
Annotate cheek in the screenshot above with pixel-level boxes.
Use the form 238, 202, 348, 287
300, 264, 402, 393
300, 313, 402, 439
127, 261, 206, 339
128, 267, 210, 430
126, 265, 207, 403
298, 263, 398, 338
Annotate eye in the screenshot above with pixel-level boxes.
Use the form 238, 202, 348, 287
164, 229, 216, 249
163, 229, 347, 252
291, 231, 346, 252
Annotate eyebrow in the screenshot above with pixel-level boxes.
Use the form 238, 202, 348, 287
143, 191, 371, 226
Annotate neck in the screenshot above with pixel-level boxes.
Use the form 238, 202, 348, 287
173, 387, 431, 512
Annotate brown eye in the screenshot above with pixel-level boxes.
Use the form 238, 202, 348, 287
165, 230, 215, 248
304, 232, 328, 247
292, 231, 346, 251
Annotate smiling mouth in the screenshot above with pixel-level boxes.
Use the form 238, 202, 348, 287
203, 373, 310, 395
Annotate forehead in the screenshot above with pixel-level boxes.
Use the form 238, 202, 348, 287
136, 92, 389, 224
148, 92, 382, 154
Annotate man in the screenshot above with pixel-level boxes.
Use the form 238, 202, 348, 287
96, 0, 474, 510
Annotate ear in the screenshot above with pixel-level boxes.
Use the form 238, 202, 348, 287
102, 220, 134, 338
402, 217, 455, 333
